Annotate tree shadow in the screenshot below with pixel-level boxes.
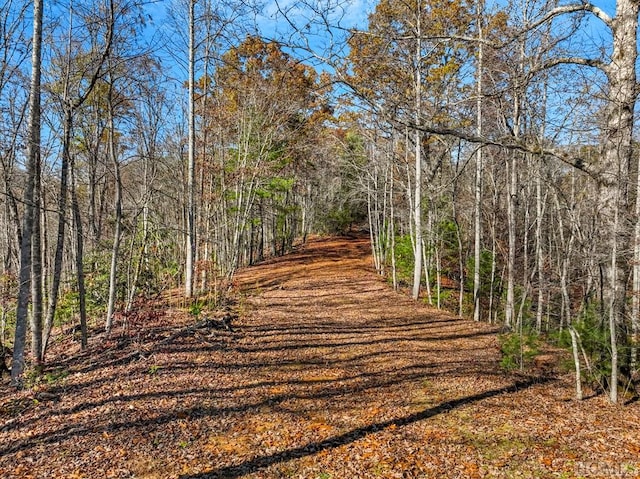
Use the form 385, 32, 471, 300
0, 347, 501, 442
1, 234, 528, 476
178, 378, 553, 479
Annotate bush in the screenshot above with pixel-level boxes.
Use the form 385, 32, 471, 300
465, 249, 500, 298
553, 307, 611, 390
392, 234, 415, 285
499, 329, 540, 371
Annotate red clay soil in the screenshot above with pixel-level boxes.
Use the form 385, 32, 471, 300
1, 235, 639, 478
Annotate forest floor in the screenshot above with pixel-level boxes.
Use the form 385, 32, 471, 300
1, 235, 640, 479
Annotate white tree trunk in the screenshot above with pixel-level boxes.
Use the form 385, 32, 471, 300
473, 9, 483, 321
568, 326, 583, 400
411, 14, 423, 301
185, 0, 196, 298
505, 153, 517, 328
633, 154, 640, 371
411, 147, 423, 297
599, 0, 638, 403
105, 83, 122, 334
535, 161, 544, 332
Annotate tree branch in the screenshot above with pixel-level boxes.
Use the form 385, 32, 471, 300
522, 3, 613, 35
536, 56, 606, 72
399, 119, 605, 185
71, 0, 116, 110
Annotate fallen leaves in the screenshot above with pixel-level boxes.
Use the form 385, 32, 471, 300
0, 236, 638, 478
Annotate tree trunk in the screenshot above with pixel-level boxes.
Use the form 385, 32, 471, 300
185, 0, 196, 298
42, 108, 72, 352
535, 160, 545, 332
43, 30, 69, 349
505, 152, 517, 328
70, 157, 88, 349
473, 0, 484, 322
599, 0, 638, 403
633, 149, 640, 371
389, 154, 397, 290
30, 144, 43, 366
568, 325, 583, 400
12, 0, 43, 385
411, 18, 423, 301
105, 84, 123, 334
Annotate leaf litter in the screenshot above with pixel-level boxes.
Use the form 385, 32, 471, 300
1, 235, 639, 478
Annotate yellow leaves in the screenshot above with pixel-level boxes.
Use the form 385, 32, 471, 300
65, 470, 86, 479
205, 433, 252, 455
426, 60, 461, 82
308, 420, 335, 434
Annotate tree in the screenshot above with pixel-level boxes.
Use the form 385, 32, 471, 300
124, 59, 167, 311
594, 0, 637, 404
473, 0, 484, 321
11, 0, 42, 384
195, 35, 330, 276
42, 0, 116, 353
347, 0, 473, 300
0, 0, 29, 375
104, 65, 124, 334
523, 0, 639, 403
101, 2, 150, 333
0, 0, 30, 276
185, 0, 196, 299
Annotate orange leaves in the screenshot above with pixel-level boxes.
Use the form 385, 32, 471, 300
64, 470, 86, 479
9, 464, 37, 479
308, 420, 335, 434
540, 455, 555, 467
2, 236, 640, 478
206, 34, 328, 178
215, 35, 318, 117
205, 433, 252, 455
346, 0, 475, 130
463, 460, 481, 478
627, 442, 640, 455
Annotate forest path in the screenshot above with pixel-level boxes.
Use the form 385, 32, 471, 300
1, 236, 639, 478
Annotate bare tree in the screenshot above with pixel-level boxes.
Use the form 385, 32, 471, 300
473, 0, 484, 322
184, 0, 196, 299
104, 63, 123, 334
42, 0, 115, 354
12, 0, 43, 384
541, 0, 639, 403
